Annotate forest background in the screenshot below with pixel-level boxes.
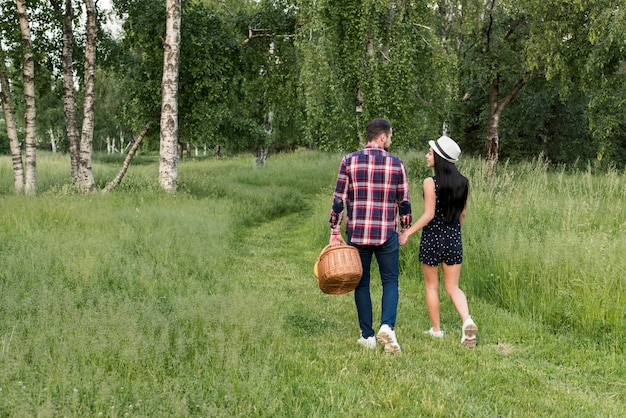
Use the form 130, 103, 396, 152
1, 0, 625, 187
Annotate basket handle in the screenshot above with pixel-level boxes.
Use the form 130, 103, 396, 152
317, 243, 355, 261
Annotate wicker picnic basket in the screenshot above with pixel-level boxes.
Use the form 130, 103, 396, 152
314, 245, 363, 295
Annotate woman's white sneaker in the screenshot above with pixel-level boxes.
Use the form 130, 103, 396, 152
424, 327, 444, 338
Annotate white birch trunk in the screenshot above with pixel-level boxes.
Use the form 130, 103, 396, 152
51, 0, 81, 181
76, 0, 97, 192
159, 0, 181, 192
103, 119, 155, 193
16, 0, 36, 195
50, 128, 57, 153
0, 61, 25, 193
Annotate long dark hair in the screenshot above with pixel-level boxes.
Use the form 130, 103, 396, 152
433, 152, 469, 223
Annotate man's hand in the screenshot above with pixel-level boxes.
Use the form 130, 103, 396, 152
398, 231, 409, 246
330, 233, 346, 246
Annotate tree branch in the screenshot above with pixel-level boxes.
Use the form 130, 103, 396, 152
497, 73, 529, 114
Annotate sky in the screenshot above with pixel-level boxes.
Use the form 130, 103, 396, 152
97, 0, 123, 38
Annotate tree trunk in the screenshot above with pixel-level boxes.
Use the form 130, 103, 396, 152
0, 58, 25, 193
485, 78, 501, 181
158, 0, 181, 192
103, 119, 155, 193
76, 0, 97, 192
50, 128, 57, 153
16, 0, 36, 195
485, 75, 528, 180
255, 147, 268, 167
52, 0, 81, 182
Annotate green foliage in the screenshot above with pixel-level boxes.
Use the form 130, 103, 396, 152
476, 77, 597, 164
297, 0, 453, 151
179, 2, 243, 147
0, 120, 9, 154
445, 0, 625, 167
1, 0, 624, 175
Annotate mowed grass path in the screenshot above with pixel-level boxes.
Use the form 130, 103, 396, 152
0, 151, 624, 416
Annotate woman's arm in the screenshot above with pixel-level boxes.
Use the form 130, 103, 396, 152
399, 178, 435, 244
460, 188, 469, 227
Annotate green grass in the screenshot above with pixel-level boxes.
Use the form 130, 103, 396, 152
0, 150, 625, 416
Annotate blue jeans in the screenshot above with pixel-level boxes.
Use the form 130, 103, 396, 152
348, 233, 400, 338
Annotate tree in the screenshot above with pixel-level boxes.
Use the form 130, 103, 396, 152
442, 0, 626, 175
76, 0, 98, 191
569, 1, 626, 164
158, 0, 181, 192
1, 0, 56, 193
237, 0, 299, 161
49, 0, 98, 191
51, 0, 82, 181
16, 0, 36, 194
102, 118, 155, 192
438, 0, 536, 179
296, 0, 453, 151
0, 47, 25, 193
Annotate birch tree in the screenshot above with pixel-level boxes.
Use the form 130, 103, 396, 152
76, 0, 97, 192
16, 0, 36, 194
297, 0, 450, 150
158, 0, 181, 192
103, 118, 155, 193
51, 0, 81, 181
50, 0, 97, 191
0, 48, 25, 193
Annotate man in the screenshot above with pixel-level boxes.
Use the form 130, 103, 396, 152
329, 118, 412, 354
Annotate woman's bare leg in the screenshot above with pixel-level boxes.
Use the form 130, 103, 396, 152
441, 263, 470, 322
421, 263, 441, 331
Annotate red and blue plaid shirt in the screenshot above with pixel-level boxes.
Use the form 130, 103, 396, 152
330, 145, 412, 245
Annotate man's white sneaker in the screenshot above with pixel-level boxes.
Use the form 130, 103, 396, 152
461, 317, 478, 348
376, 324, 401, 354
357, 336, 376, 349
424, 327, 444, 338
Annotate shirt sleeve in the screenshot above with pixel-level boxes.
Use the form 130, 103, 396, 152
329, 157, 349, 230
398, 163, 412, 230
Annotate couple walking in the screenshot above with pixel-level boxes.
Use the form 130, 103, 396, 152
328, 118, 477, 353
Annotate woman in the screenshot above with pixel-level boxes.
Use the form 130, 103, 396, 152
399, 135, 477, 347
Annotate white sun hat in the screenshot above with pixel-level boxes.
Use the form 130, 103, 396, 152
429, 135, 461, 163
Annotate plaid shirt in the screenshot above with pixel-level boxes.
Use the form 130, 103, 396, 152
330, 145, 412, 245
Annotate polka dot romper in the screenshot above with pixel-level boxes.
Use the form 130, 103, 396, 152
419, 176, 463, 266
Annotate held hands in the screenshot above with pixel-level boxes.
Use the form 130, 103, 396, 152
398, 230, 410, 246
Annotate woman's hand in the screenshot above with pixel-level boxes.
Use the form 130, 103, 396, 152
398, 230, 410, 246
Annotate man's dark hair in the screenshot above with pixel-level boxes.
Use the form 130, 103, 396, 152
366, 118, 392, 143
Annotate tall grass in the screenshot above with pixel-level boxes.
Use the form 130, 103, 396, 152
460, 157, 626, 347
0, 150, 625, 416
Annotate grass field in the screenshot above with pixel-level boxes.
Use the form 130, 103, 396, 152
1, 150, 625, 416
